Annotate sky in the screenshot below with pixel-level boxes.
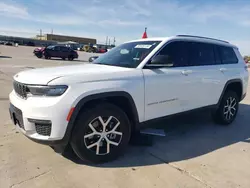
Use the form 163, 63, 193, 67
1, 0, 250, 55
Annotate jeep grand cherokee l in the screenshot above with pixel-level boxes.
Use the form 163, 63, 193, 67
9, 35, 248, 163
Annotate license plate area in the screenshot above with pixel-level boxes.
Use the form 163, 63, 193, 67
9, 103, 24, 130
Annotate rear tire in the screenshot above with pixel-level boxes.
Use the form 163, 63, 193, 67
212, 90, 239, 125
68, 55, 74, 61
70, 103, 131, 163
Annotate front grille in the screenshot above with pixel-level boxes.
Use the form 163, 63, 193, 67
35, 123, 52, 136
13, 81, 28, 99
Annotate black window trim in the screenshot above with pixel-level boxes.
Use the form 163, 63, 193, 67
143, 40, 191, 68
143, 39, 238, 68
213, 45, 222, 65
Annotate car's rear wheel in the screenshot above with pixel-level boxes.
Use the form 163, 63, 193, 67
70, 103, 131, 163
212, 90, 239, 125
68, 55, 74, 61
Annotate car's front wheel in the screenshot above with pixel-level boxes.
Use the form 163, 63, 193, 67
212, 90, 239, 125
70, 103, 131, 163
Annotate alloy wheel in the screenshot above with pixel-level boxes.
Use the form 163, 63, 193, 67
223, 96, 237, 121
84, 116, 123, 155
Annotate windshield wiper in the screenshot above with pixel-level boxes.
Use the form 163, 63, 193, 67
94, 62, 113, 66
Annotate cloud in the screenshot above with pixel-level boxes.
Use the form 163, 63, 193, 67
125, 0, 151, 16
0, 1, 29, 19
98, 19, 146, 26
230, 40, 250, 56
1, 0, 250, 52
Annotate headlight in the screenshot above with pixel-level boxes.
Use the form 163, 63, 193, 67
27, 85, 68, 96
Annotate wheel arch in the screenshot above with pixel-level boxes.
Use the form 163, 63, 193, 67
217, 79, 243, 106
63, 91, 140, 144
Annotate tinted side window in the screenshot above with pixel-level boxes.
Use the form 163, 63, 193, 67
219, 46, 238, 64
61, 47, 69, 52
189, 42, 216, 66
158, 41, 189, 67
213, 45, 221, 64
54, 46, 60, 51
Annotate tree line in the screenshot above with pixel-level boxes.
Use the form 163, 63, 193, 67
244, 56, 250, 63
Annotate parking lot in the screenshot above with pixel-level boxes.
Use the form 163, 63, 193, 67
0, 45, 250, 188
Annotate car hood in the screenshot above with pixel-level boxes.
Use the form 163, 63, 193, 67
34, 47, 45, 52
14, 64, 133, 85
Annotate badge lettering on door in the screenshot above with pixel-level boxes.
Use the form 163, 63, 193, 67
148, 98, 178, 106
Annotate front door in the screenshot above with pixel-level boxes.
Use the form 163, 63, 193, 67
51, 46, 60, 57
143, 41, 197, 121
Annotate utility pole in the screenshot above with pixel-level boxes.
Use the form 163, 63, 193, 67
113, 37, 116, 46
105, 36, 108, 46
39, 29, 42, 40
51, 28, 53, 34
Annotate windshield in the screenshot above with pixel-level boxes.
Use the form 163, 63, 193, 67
46, 45, 55, 49
93, 41, 161, 68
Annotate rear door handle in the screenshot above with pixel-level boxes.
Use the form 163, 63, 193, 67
182, 70, 192, 75
219, 68, 227, 72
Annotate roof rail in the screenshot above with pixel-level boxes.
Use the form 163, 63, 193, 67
176, 35, 229, 44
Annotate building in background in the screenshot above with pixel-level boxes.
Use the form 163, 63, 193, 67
0, 35, 57, 47
0, 34, 117, 51
44, 34, 96, 44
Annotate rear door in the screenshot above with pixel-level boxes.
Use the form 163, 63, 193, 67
187, 42, 225, 107
217, 45, 241, 80
61, 46, 70, 58
52, 46, 61, 57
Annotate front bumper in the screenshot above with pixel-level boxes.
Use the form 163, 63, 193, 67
9, 90, 72, 146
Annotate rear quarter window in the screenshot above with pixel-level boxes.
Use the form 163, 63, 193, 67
219, 46, 238, 64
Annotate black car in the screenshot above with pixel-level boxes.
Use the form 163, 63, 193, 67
34, 45, 79, 60
4, 41, 14, 46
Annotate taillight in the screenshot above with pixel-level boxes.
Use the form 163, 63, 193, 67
244, 64, 248, 71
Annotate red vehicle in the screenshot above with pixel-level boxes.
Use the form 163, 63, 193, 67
33, 47, 45, 58
98, 48, 107, 53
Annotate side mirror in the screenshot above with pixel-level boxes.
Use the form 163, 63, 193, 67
151, 55, 170, 64
89, 56, 98, 62
147, 55, 173, 67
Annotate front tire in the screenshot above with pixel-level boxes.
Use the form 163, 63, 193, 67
44, 54, 50, 59
212, 91, 239, 125
70, 103, 131, 163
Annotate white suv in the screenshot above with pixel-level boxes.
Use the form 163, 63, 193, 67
9, 35, 249, 163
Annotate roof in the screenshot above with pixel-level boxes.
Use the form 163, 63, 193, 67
127, 35, 237, 48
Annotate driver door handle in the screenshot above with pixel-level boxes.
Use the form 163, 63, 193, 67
219, 68, 227, 72
182, 70, 192, 75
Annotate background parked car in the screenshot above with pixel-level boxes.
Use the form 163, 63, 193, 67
4, 41, 14, 46
33, 47, 45, 58
34, 45, 78, 60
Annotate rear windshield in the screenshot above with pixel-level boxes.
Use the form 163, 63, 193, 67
93, 41, 161, 68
